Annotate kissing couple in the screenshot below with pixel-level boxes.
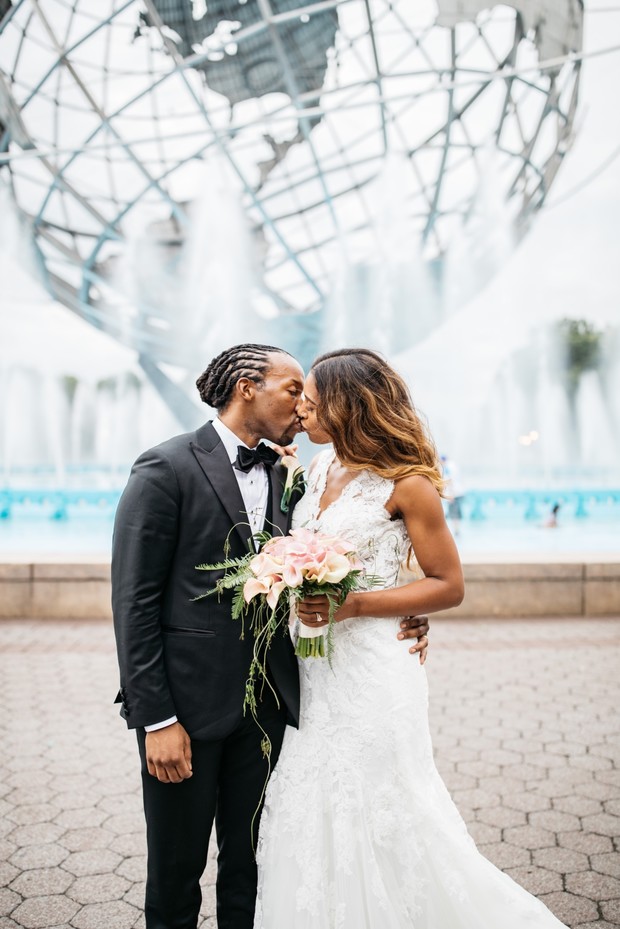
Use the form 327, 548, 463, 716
112, 344, 568, 929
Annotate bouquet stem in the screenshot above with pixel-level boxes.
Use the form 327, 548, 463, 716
295, 633, 325, 658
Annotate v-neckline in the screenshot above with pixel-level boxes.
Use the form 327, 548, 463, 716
314, 449, 362, 521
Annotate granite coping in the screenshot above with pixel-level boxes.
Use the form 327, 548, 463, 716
1, 561, 617, 577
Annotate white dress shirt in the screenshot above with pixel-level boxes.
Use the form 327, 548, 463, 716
211, 418, 270, 538
145, 419, 271, 733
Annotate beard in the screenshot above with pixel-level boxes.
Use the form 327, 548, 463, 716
275, 418, 301, 446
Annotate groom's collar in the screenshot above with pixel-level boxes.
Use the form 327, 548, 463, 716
211, 418, 252, 465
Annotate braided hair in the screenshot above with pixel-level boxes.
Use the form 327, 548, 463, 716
196, 343, 290, 410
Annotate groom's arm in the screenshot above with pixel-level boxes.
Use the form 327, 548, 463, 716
398, 615, 430, 662
113, 448, 193, 782
112, 448, 180, 730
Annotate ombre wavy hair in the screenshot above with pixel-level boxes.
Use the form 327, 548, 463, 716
310, 348, 444, 494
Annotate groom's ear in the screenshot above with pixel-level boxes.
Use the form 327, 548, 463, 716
236, 377, 259, 402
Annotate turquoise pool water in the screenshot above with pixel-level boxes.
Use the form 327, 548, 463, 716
0, 488, 618, 559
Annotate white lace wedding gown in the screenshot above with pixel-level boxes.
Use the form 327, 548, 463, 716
254, 450, 567, 929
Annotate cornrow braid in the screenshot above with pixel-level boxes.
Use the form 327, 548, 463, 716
196, 343, 290, 410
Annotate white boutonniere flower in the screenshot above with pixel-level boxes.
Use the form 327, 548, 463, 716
280, 455, 305, 514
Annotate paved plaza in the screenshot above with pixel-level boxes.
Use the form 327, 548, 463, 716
0, 615, 619, 929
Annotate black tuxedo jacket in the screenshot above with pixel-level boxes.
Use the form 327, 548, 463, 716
111, 421, 300, 740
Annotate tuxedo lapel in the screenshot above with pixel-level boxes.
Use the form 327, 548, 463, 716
190, 422, 254, 553
267, 464, 289, 539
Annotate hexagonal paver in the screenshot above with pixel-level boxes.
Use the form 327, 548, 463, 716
51, 791, 106, 812
529, 810, 582, 833
558, 830, 614, 854
451, 788, 501, 811
552, 794, 603, 817
0, 918, 21, 929
70, 899, 139, 929
456, 760, 501, 779
538, 892, 599, 925
53, 808, 108, 830
592, 742, 620, 761
571, 753, 614, 772
504, 791, 552, 814
440, 771, 477, 792
9, 844, 69, 871
478, 842, 531, 869
503, 763, 548, 782
504, 866, 563, 896
115, 857, 146, 883
545, 740, 588, 757
96, 794, 140, 816
502, 825, 556, 850
529, 779, 577, 800
591, 851, 620, 879
107, 833, 146, 858
532, 846, 589, 873
580, 811, 620, 837
61, 850, 122, 878
102, 813, 144, 836
9, 867, 74, 897
5, 772, 50, 790
477, 776, 525, 797
0, 864, 19, 890
59, 828, 112, 853
2, 617, 619, 929
476, 806, 526, 829
123, 882, 145, 910
467, 822, 501, 845
573, 922, 620, 929
600, 899, 620, 922
5, 804, 62, 827
47, 775, 95, 795
574, 779, 620, 802
565, 870, 620, 900
0, 889, 20, 918
95, 776, 140, 798
9, 896, 79, 929
7, 823, 65, 848
68, 874, 131, 905
604, 797, 620, 815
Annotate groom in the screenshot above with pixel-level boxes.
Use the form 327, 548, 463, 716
112, 343, 430, 929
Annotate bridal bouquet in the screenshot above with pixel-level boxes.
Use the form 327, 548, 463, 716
196, 527, 378, 713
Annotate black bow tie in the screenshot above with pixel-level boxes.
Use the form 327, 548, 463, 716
234, 443, 279, 473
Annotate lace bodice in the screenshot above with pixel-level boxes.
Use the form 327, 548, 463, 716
292, 447, 411, 591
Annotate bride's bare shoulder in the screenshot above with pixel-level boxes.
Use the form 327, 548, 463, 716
391, 473, 443, 514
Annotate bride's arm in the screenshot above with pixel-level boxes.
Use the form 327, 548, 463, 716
298, 474, 464, 623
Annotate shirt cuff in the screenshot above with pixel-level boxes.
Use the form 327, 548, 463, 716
144, 716, 178, 732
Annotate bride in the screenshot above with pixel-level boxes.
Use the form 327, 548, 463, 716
254, 348, 567, 928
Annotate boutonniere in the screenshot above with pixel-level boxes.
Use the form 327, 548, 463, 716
280, 455, 305, 514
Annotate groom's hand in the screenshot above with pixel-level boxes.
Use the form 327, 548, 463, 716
398, 616, 430, 664
145, 722, 193, 783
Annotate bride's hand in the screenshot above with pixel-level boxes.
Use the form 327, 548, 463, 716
299, 599, 429, 663
270, 441, 299, 459
297, 593, 355, 626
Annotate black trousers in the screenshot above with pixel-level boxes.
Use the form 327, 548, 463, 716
137, 691, 288, 929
